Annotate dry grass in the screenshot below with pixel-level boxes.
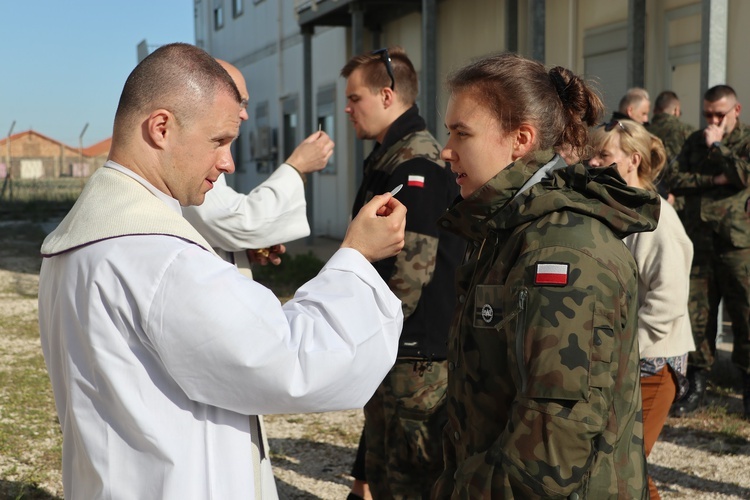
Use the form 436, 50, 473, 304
0, 221, 62, 499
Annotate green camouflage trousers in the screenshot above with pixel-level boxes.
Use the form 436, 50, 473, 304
689, 233, 750, 373
364, 359, 448, 499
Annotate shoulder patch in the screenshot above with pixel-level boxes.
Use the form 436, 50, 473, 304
407, 174, 425, 188
534, 262, 569, 286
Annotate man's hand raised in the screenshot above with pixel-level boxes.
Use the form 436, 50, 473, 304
285, 131, 335, 174
341, 193, 406, 262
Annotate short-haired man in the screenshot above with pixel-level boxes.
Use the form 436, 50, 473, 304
647, 90, 696, 204
667, 85, 750, 420
38, 43, 408, 498
183, 60, 334, 271
648, 90, 695, 163
182, 60, 334, 276
180, 60, 335, 492
612, 87, 651, 125
341, 47, 464, 499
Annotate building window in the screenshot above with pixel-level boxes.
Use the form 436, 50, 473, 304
317, 86, 336, 174
213, 3, 224, 30
251, 101, 276, 174
583, 22, 626, 118
232, 126, 244, 173
232, 0, 243, 17
282, 96, 299, 162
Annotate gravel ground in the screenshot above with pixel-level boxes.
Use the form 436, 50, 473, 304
1, 219, 749, 499
264, 409, 750, 499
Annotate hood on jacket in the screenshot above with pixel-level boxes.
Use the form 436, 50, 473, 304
441, 150, 660, 242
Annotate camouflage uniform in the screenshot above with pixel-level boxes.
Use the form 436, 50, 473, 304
648, 112, 695, 212
666, 123, 750, 373
647, 113, 695, 164
351, 105, 465, 498
433, 150, 659, 499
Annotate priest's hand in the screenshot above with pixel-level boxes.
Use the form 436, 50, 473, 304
342, 193, 406, 262
247, 244, 285, 266
285, 131, 335, 174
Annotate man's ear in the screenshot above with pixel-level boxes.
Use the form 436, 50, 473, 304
381, 87, 395, 109
512, 124, 537, 159
146, 109, 172, 148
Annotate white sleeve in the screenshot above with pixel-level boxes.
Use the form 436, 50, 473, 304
147, 246, 402, 415
182, 164, 310, 251
625, 203, 693, 350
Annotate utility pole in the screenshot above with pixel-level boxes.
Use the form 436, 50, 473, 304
1, 120, 16, 204
78, 122, 89, 182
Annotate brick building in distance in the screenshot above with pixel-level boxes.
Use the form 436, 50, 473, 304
0, 130, 110, 180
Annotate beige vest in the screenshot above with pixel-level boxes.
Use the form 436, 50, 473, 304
41, 166, 278, 499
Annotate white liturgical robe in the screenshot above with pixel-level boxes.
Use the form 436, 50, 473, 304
38, 164, 402, 499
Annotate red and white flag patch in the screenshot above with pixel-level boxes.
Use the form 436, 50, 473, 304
534, 262, 569, 286
407, 175, 425, 188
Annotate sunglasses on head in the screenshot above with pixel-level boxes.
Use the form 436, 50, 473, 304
371, 48, 395, 91
600, 119, 632, 136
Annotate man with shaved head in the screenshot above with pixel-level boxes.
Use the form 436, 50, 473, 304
38, 43, 407, 498
183, 60, 334, 271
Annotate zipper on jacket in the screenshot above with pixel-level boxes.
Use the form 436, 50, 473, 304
515, 288, 529, 393
494, 287, 528, 392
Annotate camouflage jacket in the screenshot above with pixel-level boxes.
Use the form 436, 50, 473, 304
666, 122, 750, 248
352, 106, 464, 359
647, 113, 695, 163
433, 150, 659, 499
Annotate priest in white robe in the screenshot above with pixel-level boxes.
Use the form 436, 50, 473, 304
38, 43, 406, 500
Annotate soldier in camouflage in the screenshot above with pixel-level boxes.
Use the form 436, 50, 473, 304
666, 85, 750, 420
648, 91, 695, 163
341, 47, 465, 499
647, 90, 695, 208
432, 53, 658, 499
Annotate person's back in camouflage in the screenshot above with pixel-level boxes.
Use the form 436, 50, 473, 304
647, 90, 695, 210
648, 112, 695, 162
648, 113, 693, 212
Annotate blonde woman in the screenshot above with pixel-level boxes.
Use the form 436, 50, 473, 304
589, 119, 695, 500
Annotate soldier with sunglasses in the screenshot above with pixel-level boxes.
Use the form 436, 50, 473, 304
341, 46, 464, 499
665, 85, 750, 420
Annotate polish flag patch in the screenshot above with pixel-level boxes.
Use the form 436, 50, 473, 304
407, 175, 425, 188
534, 262, 569, 286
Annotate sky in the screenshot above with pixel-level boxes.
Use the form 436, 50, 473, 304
0, 1, 195, 147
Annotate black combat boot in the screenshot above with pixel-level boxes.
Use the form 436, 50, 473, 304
743, 371, 750, 420
671, 367, 708, 417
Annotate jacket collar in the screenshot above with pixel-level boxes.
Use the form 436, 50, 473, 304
438, 149, 660, 243
366, 105, 425, 163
